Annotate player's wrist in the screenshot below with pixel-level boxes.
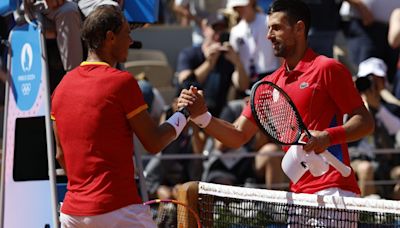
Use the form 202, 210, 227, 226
191, 111, 212, 128
325, 126, 346, 145
166, 110, 188, 140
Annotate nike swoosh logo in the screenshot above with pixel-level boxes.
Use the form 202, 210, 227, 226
300, 161, 307, 169
175, 119, 180, 127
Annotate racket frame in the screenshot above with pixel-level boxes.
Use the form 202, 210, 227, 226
250, 80, 312, 145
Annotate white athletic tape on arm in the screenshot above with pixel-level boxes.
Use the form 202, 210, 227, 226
192, 111, 212, 128
166, 112, 187, 139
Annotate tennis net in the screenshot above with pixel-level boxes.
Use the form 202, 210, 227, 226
179, 182, 400, 227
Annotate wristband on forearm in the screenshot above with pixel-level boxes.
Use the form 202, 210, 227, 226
191, 111, 212, 128
325, 126, 346, 145
165, 110, 188, 139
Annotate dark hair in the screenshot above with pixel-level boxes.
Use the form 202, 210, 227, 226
81, 5, 126, 50
268, 0, 311, 38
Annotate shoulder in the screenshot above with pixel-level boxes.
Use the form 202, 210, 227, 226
314, 55, 350, 73
231, 20, 246, 32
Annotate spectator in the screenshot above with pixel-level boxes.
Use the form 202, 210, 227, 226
302, 0, 343, 58
227, 0, 280, 92
342, 0, 400, 84
173, 0, 227, 46
354, 65, 400, 198
40, 0, 83, 72
176, 12, 248, 117
0, 15, 14, 140
357, 57, 400, 121
78, 0, 122, 18
23, 0, 83, 92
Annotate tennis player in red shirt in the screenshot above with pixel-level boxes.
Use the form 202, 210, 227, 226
51, 5, 203, 228
178, 0, 374, 197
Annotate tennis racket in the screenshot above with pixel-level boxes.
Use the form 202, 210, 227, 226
143, 199, 201, 228
250, 80, 351, 177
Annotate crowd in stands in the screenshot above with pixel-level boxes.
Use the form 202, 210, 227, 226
1, 0, 400, 201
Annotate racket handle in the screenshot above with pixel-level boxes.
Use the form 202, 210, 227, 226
320, 151, 351, 177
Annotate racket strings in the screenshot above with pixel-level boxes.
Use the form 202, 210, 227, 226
150, 202, 196, 228
255, 88, 301, 144
152, 202, 177, 227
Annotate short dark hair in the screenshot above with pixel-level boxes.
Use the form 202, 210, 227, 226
268, 0, 311, 37
81, 5, 126, 50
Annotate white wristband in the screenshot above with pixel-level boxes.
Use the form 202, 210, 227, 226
191, 111, 212, 128
166, 112, 187, 139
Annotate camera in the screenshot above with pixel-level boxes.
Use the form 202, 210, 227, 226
355, 76, 373, 92
219, 32, 230, 44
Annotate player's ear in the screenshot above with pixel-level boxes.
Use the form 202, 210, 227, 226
295, 21, 305, 37
105, 30, 116, 42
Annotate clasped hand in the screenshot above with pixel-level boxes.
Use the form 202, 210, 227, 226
177, 86, 208, 119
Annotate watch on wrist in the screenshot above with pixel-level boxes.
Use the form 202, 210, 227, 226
178, 107, 190, 119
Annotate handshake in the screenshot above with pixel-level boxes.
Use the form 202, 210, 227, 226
177, 86, 212, 128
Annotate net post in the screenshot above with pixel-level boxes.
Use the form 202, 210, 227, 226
177, 181, 199, 228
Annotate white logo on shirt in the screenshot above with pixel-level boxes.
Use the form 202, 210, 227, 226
300, 82, 309, 89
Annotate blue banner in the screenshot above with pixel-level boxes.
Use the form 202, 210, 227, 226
10, 23, 42, 111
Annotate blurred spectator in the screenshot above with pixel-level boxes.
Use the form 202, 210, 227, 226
22, 0, 83, 92
358, 57, 400, 113
302, 0, 343, 58
388, 8, 400, 49
78, 0, 122, 17
158, 0, 179, 24
342, 0, 400, 84
40, 0, 83, 71
176, 12, 248, 117
353, 64, 400, 198
0, 15, 14, 141
227, 0, 280, 92
173, 0, 227, 46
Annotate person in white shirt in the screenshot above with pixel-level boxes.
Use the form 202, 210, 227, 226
227, 0, 280, 91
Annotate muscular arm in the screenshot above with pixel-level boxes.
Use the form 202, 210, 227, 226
223, 44, 250, 91
203, 115, 259, 149
304, 105, 374, 153
177, 43, 221, 85
342, 105, 375, 142
178, 87, 258, 148
129, 110, 178, 154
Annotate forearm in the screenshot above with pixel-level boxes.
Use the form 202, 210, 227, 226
194, 60, 214, 84
380, 89, 400, 106
203, 117, 254, 149
341, 106, 374, 143
178, 60, 214, 85
232, 63, 250, 91
142, 122, 182, 154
